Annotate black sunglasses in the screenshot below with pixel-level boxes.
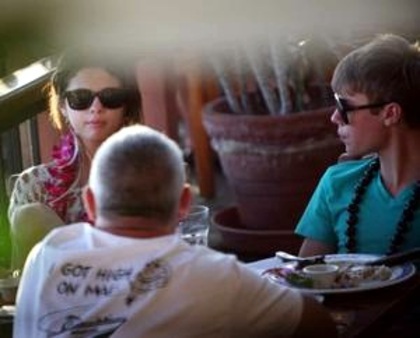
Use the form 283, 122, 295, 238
334, 93, 390, 124
64, 88, 128, 110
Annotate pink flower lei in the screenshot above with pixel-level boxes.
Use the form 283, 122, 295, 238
44, 133, 89, 222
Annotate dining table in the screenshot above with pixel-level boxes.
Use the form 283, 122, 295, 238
247, 255, 420, 338
2, 255, 420, 338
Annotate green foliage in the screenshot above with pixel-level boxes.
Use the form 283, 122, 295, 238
0, 169, 12, 269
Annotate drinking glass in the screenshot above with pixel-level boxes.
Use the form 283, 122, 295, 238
178, 205, 209, 246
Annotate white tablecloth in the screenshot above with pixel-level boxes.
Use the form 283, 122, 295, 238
246, 257, 280, 274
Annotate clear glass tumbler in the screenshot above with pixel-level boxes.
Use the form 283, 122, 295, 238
178, 205, 209, 246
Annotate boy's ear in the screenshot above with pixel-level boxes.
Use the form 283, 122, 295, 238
383, 102, 402, 126
82, 186, 96, 223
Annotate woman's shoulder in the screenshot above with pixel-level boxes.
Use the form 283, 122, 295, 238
9, 162, 63, 199
8, 162, 57, 219
13, 162, 55, 185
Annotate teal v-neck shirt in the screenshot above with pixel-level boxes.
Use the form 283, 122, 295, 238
295, 158, 420, 254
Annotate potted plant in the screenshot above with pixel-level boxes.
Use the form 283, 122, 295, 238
203, 36, 344, 258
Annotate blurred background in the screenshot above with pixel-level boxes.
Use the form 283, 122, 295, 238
1, 0, 420, 74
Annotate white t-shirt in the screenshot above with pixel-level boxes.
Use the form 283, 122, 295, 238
15, 222, 303, 338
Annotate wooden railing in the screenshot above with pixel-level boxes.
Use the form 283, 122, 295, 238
0, 57, 54, 133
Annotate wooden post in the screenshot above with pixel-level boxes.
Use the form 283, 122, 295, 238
184, 60, 215, 199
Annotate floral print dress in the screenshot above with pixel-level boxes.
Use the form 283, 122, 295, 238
8, 133, 89, 225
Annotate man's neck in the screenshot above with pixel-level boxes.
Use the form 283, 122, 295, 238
94, 215, 176, 239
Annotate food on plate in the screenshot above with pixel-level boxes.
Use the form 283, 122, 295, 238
262, 262, 392, 289
262, 267, 313, 288
333, 264, 392, 288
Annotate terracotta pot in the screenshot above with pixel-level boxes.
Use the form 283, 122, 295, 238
212, 206, 303, 259
203, 95, 343, 233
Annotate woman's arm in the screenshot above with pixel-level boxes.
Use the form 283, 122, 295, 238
10, 203, 64, 270
7, 165, 64, 270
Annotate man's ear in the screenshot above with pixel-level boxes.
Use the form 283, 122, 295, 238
178, 184, 192, 221
82, 186, 97, 223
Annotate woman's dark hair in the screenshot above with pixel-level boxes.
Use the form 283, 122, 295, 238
48, 51, 142, 131
331, 34, 420, 128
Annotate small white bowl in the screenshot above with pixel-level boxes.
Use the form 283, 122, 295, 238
303, 264, 339, 289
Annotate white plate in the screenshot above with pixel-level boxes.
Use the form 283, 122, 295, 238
265, 253, 417, 294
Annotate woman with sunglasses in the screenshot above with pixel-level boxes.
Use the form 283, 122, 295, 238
295, 34, 420, 257
8, 52, 142, 269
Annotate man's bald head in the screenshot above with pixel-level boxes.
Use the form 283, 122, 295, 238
89, 125, 186, 223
